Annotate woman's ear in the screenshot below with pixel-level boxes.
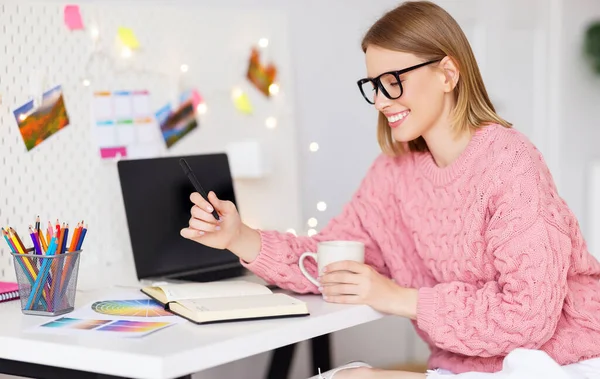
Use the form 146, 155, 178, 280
439, 56, 460, 92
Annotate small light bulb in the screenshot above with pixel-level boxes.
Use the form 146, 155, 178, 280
180, 64, 189, 73
307, 218, 318, 228
309, 142, 319, 152
317, 202, 327, 211
258, 38, 269, 48
196, 103, 207, 114
286, 228, 297, 236
307, 229, 317, 237
268, 83, 280, 96
18, 114, 27, 121
82, 79, 91, 87
265, 116, 277, 129
122, 47, 132, 58
231, 87, 243, 99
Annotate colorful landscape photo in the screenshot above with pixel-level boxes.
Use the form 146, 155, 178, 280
13, 85, 70, 151
155, 93, 198, 148
246, 47, 277, 97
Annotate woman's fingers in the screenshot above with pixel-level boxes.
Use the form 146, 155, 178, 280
190, 192, 218, 219
188, 217, 221, 233
190, 205, 220, 224
180, 227, 204, 239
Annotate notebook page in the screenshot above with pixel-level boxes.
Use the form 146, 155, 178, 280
158, 280, 272, 301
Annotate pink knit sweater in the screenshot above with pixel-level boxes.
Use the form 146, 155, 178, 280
240, 123, 600, 374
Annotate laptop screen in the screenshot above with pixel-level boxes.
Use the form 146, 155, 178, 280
117, 153, 242, 281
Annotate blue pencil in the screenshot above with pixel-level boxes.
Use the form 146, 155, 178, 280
25, 238, 57, 310
75, 226, 87, 250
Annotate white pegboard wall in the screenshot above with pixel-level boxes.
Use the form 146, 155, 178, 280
0, 2, 302, 281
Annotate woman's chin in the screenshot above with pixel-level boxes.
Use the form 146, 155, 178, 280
392, 128, 418, 143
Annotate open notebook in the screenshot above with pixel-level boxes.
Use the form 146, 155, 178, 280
0, 281, 19, 303
141, 280, 309, 324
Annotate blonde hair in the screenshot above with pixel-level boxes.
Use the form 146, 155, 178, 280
361, 0, 511, 155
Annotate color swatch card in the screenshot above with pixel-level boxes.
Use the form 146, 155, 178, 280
91, 90, 162, 160
34, 317, 173, 338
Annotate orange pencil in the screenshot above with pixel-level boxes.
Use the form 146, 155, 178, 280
68, 222, 82, 252
37, 227, 48, 253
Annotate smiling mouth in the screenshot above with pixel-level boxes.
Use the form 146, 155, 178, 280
387, 110, 410, 128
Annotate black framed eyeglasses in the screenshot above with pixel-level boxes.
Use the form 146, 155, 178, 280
357, 59, 441, 105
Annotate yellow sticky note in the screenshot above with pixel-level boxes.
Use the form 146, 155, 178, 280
233, 92, 253, 115
117, 27, 140, 49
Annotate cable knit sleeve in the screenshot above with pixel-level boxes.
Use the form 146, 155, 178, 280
416, 145, 571, 357
239, 155, 393, 294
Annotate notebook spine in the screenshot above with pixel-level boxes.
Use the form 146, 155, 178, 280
0, 290, 19, 302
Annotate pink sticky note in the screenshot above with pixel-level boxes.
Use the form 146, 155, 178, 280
100, 147, 127, 159
64, 5, 84, 31
191, 89, 203, 108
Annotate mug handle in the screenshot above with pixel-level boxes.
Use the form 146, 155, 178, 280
299, 252, 320, 287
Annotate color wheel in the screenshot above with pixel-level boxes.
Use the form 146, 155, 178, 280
91, 299, 172, 317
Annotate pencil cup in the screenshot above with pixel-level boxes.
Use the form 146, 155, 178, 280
11, 249, 82, 316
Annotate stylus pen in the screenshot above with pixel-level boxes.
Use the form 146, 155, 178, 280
179, 158, 220, 221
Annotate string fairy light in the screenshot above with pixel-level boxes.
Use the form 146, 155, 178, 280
309, 142, 319, 152
196, 103, 208, 114
317, 202, 327, 211
307, 229, 317, 237
307, 218, 318, 228
268, 83, 280, 96
258, 38, 269, 48
265, 116, 277, 129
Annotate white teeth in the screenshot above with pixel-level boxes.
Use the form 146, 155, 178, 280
387, 111, 409, 123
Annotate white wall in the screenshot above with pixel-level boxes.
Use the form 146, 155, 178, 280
558, 0, 600, 245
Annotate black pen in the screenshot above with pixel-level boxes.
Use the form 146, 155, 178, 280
179, 158, 220, 221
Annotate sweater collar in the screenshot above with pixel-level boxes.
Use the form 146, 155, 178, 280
416, 124, 493, 186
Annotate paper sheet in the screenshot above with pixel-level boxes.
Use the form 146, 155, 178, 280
64, 5, 84, 31
91, 90, 161, 159
27, 296, 185, 338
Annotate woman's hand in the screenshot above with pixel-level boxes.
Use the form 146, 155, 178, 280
318, 260, 418, 319
180, 191, 261, 263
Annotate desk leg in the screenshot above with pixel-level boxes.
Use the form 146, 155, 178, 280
311, 333, 332, 374
266, 343, 296, 379
265, 334, 332, 379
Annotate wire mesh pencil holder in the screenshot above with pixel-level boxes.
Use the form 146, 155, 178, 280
11, 248, 82, 316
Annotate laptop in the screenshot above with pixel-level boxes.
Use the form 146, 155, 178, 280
116, 153, 260, 285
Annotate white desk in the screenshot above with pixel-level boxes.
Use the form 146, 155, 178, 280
0, 285, 385, 379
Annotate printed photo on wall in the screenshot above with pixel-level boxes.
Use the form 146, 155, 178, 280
155, 92, 198, 148
13, 85, 70, 151
246, 47, 277, 97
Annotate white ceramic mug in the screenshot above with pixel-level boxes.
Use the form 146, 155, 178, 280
299, 241, 365, 287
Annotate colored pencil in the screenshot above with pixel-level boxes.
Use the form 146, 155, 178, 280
2, 228, 17, 254
60, 224, 69, 254
9, 228, 26, 254
75, 225, 87, 251
56, 224, 65, 255
68, 222, 81, 252
46, 221, 53, 245
29, 226, 42, 255
25, 238, 56, 310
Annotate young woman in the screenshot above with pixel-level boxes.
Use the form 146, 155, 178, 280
181, 1, 600, 378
